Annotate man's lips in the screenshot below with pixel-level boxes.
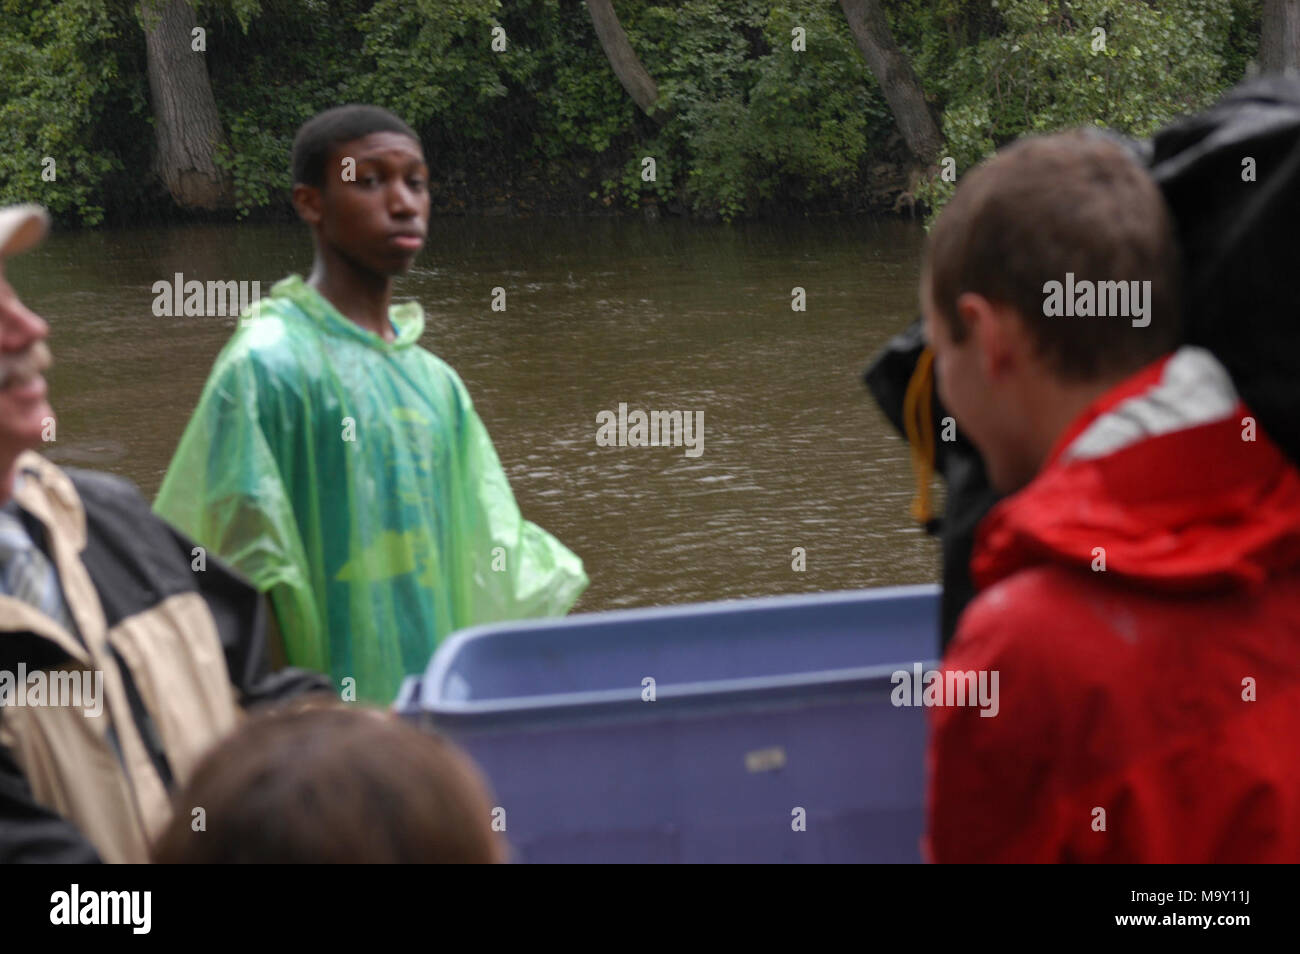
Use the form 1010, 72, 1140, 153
388, 233, 425, 251
0, 340, 52, 393
0, 373, 47, 401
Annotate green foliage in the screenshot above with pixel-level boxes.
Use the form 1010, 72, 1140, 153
0, 0, 138, 225
527, 1, 637, 160
750, 6, 890, 195
348, 0, 510, 136
600, 0, 892, 219
205, 0, 368, 218
213, 112, 297, 219
1221, 0, 1261, 82
915, 0, 1250, 223
0, 0, 1266, 226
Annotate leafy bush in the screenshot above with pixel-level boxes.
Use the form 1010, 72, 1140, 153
915, 0, 1250, 222
0, 0, 142, 225
206, 0, 369, 218
0, 0, 1263, 225
601, 0, 893, 219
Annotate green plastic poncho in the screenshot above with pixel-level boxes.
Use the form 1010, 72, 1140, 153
154, 275, 588, 703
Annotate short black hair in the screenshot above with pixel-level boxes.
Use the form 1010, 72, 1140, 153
291, 105, 420, 189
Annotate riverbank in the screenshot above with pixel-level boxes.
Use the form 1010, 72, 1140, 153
87, 150, 923, 231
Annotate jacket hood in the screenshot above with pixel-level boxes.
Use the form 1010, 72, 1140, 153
971, 346, 1300, 593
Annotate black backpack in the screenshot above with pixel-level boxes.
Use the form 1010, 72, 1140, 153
1149, 75, 1300, 465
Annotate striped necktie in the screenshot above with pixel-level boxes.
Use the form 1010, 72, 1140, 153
0, 504, 74, 633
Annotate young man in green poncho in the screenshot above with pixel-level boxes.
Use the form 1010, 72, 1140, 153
155, 105, 588, 704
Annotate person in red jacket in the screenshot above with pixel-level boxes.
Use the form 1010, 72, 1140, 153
920, 128, 1300, 862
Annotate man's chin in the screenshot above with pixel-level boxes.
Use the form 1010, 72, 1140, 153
352, 257, 418, 281
386, 254, 420, 276
987, 458, 1035, 495
0, 400, 55, 457
332, 242, 420, 280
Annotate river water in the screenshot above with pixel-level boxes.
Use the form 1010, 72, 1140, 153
8, 217, 938, 612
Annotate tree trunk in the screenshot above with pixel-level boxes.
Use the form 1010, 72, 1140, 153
141, 0, 233, 210
585, 0, 666, 123
1261, 0, 1300, 75
839, 0, 943, 163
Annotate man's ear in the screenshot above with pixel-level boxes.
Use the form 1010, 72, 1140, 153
291, 183, 323, 227
956, 292, 1018, 381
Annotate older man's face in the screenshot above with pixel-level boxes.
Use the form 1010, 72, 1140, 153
0, 262, 54, 463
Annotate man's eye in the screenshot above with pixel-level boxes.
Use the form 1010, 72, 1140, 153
359, 175, 379, 187
408, 178, 427, 189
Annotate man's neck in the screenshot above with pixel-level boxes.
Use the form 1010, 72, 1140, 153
1024, 373, 1127, 477
306, 255, 395, 342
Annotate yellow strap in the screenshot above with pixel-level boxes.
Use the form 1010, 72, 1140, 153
902, 347, 937, 524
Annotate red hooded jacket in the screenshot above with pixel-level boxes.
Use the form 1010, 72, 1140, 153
927, 347, 1300, 862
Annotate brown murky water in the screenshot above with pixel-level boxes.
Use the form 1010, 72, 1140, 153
8, 217, 938, 611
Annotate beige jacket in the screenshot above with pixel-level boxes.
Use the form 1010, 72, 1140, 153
1, 452, 323, 862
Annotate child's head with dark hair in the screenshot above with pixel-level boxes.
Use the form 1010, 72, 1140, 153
290, 105, 429, 282
291, 105, 419, 189
152, 705, 505, 864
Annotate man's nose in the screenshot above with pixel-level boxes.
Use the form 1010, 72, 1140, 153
388, 181, 421, 218
0, 283, 50, 352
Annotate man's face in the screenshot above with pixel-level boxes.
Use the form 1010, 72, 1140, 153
921, 272, 1026, 493
297, 131, 430, 277
0, 263, 53, 462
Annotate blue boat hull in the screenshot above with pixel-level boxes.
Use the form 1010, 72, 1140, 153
396, 584, 940, 863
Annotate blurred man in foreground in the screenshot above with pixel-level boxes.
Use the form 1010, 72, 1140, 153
0, 205, 330, 862
921, 131, 1300, 862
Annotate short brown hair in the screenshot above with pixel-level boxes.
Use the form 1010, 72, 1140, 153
152, 706, 503, 864
925, 129, 1182, 381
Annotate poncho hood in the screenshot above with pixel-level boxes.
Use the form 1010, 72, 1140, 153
268, 274, 426, 349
